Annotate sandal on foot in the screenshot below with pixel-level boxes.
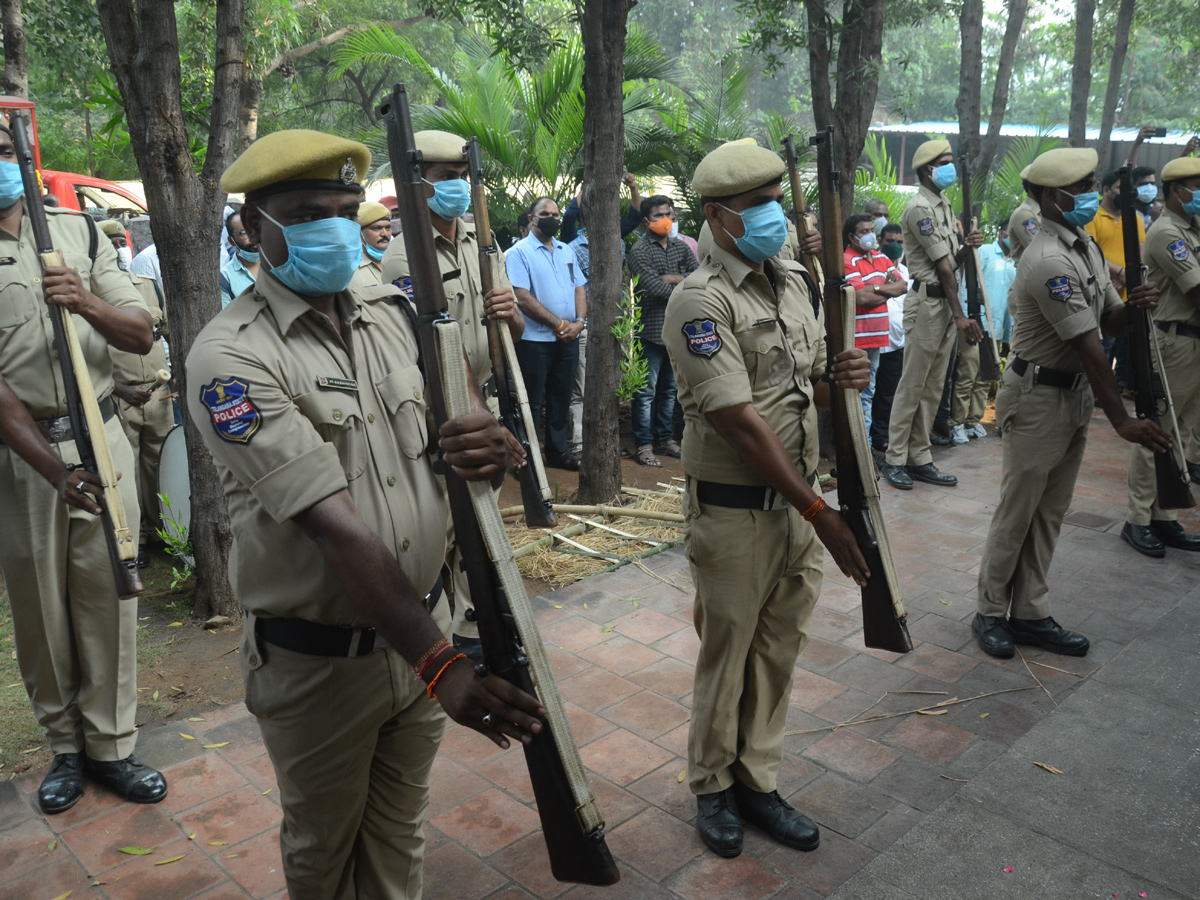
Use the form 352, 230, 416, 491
635, 445, 663, 467
655, 440, 682, 459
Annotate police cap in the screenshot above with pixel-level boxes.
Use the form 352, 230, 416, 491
97, 219, 123, 237
415, 130, 468, 164
1162, 157, 1200, 182
357, 201, 390, 227
1023, 148, 1098, 188
693, 139, 785, 199
912, 139, 952, 171
221, 129, 370, 202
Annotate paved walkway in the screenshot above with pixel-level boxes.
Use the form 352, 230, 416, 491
2, 406, 1197, 900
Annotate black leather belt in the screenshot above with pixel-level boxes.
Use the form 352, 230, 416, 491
257, 575, 443, 657
1009, 357, 1086, 390
0, 396, 115, 447
910, 278, 945, 298
1156, 320, 1200, 341
693, 474, 816, 511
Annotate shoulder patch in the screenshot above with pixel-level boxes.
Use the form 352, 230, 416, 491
1046, 276, 1073, 302
200, 377, 261, 444
682, 318, 723, 358
1023, 218, 1038, 235
1168, 238, 1189, 262
918, 217, 934, 236
394, 277, 415, 301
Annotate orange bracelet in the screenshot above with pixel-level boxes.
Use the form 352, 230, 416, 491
413, 640, 452, 680
801, 496, 827, 522
425, 653, 467, 699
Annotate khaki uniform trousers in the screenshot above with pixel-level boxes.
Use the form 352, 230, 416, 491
243, 600, 451, 900
0, 414, 140, 759
1127, 328, 1200, 525
950, 342, 988, 428
115, 391, 174, 544
683, 486, 823, 796
977, 367, 1092, 619
885, 286, 957, 466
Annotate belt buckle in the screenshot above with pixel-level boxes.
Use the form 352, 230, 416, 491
347, 627, 375, 657
45, 417, 71, 444
1072, 372, 1086, 390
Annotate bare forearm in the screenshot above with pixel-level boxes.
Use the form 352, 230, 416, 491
1077, 330, 1131, 429
574, 286, 587, 321
80, 298, 154, 354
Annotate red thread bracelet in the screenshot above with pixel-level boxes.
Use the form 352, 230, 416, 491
413, 640, 452, 680
801, 496, 827, 522
426, 653, 467, 699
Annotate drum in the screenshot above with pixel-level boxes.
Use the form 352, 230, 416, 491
156, 424, 194, 568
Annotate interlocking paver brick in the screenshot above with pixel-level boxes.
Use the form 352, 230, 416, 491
601, 690, 690, 741
662, 849, 787, 900
578, 728, 675, 786
60, 802, 182, 875
608, 806, 703, 881
430, 788, 541, 857
802, 729, 899, 782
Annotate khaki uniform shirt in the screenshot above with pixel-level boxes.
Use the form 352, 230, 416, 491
1009, 218, 1121, 373
380, 219, 512, 388
901, 185, 959, 285
1007, 196, 1042, 267
110, 274, 169, 384
1145, 208, 1200, 327
664, 240, 826, 485
0, 207, 147, 418
349, 256, 383, 294
185, 271, 448, 626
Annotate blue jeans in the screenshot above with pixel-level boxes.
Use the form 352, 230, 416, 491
516, 339, 579, 462
860, 347, 882, 434
632, 340, 676, 448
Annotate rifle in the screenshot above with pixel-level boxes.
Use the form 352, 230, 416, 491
782, 135, 823, 284
379, 84, 619, 887
1118, 165, 1194, 510
9, 112, 144, 599
958, 149, 1003, 381
810, 127, 912, 654
464, 137, 557, 528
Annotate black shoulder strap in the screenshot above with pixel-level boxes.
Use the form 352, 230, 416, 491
87, 216, 99, 262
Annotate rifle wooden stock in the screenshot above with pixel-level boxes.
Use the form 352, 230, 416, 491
781, 135, 823, 283
464, 137, 557, 528
809, 128, 912, 654
1118, 166, 1194, 510
9, 112, 143, 599
958, 150, 1002, 381
380, 84, 618, 887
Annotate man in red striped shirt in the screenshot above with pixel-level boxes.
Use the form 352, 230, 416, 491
843, 214, 909, 433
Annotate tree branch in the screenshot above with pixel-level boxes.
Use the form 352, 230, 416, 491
262, 15, 430, 78
203, 0, 245, 185
975, 0, 1028, 179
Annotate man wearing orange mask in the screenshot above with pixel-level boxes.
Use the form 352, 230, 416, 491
628, 195, 699, 466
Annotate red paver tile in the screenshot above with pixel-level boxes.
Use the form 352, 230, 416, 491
828, 652, 916, 694
653, 721, 690, 758
650, 627, 701, 665
476, 747, 537, 805
193, 884, 261, 900
796, 636, 857, 674
803, 729, 898, 782
627, 656, 697, 699
556, 666, 640, 712
885, 714, 977, 766
61, 802, 183, 874
600, 691, 689, 741
610, 608, 686, 644
563, 702, 618, 747
627, 758, 695, 823
895, 641, 980, 682
967, 699, 1045, 745
662, 850, 786, 900
438, 722, 510, 770
238, 753, 280, 796
808, 607, 862, 642
188, 701, 251, 731
566, 862, 679, 899
608, 806, 703, 881
486, 831, 569, 899
788, 667, 848, 712
544, 644, 591, 680
0, 856, 96, 900
856, 802, 923, 851
207, 717, 270, 765
160, 752, 248, 814
38, 777, 130, 834
0, 814, 57, 882
817, 583, 862, 614
870, 756, 963, 811
177, 784, 282, 849
586, 773, 648, 828
100, 838, 227, 900
578, 729, 675, 786
789, 773, 893, 838
577, 636, 665, 676
428, 753, 491, 818
764, 828, 874, 894
482, 889, 536, 900
430, 788, 541, 857
541, 616, 614, 653
219, 828, 286, 899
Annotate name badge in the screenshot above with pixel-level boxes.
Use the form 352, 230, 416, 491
0, 257, 16, 266
442, 268, 462, 283
316, 376, 358, 392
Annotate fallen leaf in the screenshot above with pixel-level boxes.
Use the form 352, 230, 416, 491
262, 788, 272, 795
152, 691, 159, 701
938, 598, 951, 605
554, 605, 562, 609
139, 616, 150, 621
179, 733, 195, 740
119, 846, 155, 855
154, 853, 188, 866
169, 622, 182, 627
47, 838, 58, 852
226, 853, 238, 858
935, 697, 960, 706
1033, 761, 1064, 775
677, 770, 686, 783
22, 747, 40, 754
188, 717, 205, 722
940, 775, 968, 783
601, 626, 615, 633
583, 603, 588, 609
980, 713, 990, 718
209, 841, 228, 846
171, 686, 183, 692
203, 742, 230, 749
917, 709, 948, 716
49, 892, 72, 900
188, 833, 196, 840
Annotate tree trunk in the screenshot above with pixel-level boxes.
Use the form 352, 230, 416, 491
956, 0, 984, 177
577, 0, 630, 505
1068, 0, 1096, 148
1094, 0, 1136, 169
975, 0, 1028, 181
238, 76, 263, 148
0, 0, 27, 98
96, 0, 244, 620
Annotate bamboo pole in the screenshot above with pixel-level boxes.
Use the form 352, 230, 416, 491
499, 503, 686, 524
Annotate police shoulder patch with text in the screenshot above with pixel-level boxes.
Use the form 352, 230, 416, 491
682, 319, 722, 358
1046, 275, 1073, 302
200, 377, 262, 444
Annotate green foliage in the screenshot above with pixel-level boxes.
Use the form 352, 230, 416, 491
612, 277, 648, 401
156, 493, 195, 587
853, 135, 908, 224
978, 127, 1061, 229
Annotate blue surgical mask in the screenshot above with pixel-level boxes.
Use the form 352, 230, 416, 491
0, 160, 26, 207
1061, 189, 1100, 228
718, 201, 789, 263
931, 163, 957, 190
258, 209, 362, 296
1136, 184, 1158, 205
365, 243, 385, 261
1182, 187, 1200, 218
236, 246, 259, 264
424, 178, 471, 220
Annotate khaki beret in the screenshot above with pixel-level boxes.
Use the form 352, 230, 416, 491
97, 219, 123, 236
693, 140, 786, 198
357, 201, 390, 227
1023, 148, 1098, 188
1019, 164, 1033, 180
1162, 157, 1200, 182
415, 130, 467, 163
221, 129, 370, 200
912, 139, 952, 171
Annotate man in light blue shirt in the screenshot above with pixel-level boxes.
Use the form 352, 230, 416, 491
978, 225, 1016, 349
219, 209, 259, 307
506, 197, 588, 469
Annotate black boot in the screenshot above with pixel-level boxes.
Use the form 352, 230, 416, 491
1150, 520, 1200, 552
86, 756, 168, 804
1121, 523, 1165, 558
696, 787, 743, 858
972, 613, 1014, 659
38, 752, 86, 814
732, 781, 820, 851
1007, 617, 1090, 656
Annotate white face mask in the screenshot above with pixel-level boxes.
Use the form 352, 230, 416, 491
857, 231, 878, 251
116, 246, 133, 270
668, 220, 679, 239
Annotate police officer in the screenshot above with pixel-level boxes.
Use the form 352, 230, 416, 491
380, 129, 524, 658
974, 148, 1171, 659
349, 200, 390, 292
187, 130, 543, 899
663, 141, 871, 859
1121, 156, 1200, 557
1007, 166, 1041, 267
881, 139, 984, 490
0, 124, 166, 813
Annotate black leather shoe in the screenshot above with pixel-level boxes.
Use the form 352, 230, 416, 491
38, 752, 86, 814
929, 430, 951, 446
1007, 617, 1090, 656
972, 613, 1014, 659
906, 464, 958, 486
696, 787, 743, 858
136, 546, 150, 569
1150, 520, 1200, 551
732, 781, 820, 851
86, 756, 168, 804
1121, 522, 1165, 558
882, 463, 913, 490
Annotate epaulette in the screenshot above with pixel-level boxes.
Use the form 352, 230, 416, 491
355, 282, 406, 305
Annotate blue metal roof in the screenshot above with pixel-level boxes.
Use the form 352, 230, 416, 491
869, 121, 1192, 144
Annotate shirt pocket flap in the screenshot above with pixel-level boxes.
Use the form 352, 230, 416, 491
292, 389, 367, 479
376, 365, 429, 459
0, 263, 34, 328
